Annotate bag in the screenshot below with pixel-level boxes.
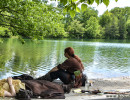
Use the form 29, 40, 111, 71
41, 90, 65, 99
12, 74, 34, 80
15, 88, 33, 100
81, 74, 87, 86
22, 80, 65, 99
74, 72, 87, 88
13, 74, 65, 99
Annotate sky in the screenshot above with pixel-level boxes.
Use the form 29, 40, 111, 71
89, 0, 130, 16
48, 0, 130, 16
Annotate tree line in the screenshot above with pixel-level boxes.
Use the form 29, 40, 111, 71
0, 0, 130, 40
66, 7, 130, 39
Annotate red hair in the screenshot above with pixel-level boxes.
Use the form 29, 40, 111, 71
64, 47, 84, 70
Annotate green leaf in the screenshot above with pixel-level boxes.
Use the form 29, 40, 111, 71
76, 6, 80, 12
60, 0, 63, 3
72, 3, 76, 9
72, 0, 78, 2
63, 0, 67, 5
80, 0, 85, 2
67, 6, 71, 12
87, 0, 91, 4
60, 0, 67, 5
81, 4, 87, 12
70, 10, 75, 18
63, 7, 67, 13
115, 0, 118, 2
95, 0, 99, 5
87, 0, 94, 5
103, 0, 109, 6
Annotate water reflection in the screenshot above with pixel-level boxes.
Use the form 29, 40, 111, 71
0, 38, 130, 79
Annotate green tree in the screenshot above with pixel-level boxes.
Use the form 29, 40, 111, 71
126, 17, 130, 39
124, 7, 130, 20
100, 8, 129, 39
118, 16, 127, 39
85, 16, 100, 39
78, 7, 98, 26
99, 10, 112, 27
110, 7, 128, 39
104, 15, 119, 39
0, 0, 66, 39
110, 7, 126, 19
0, 27, 12, 37
67, 19, 85, 39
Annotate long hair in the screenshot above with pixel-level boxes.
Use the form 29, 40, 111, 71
64, 47, 84, 70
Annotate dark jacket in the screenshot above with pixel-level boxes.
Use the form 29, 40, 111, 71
57, 58, 85, 88
57, 58, 82, 74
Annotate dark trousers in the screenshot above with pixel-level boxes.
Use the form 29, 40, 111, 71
50, 69, 74, 84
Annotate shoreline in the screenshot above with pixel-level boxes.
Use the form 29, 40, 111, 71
1, 76, 130, 100
65, 76, 130, 100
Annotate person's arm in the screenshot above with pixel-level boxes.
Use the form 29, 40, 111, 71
47, 59, 70, 73
47, 66, 58, 74
42, 59, 70, 77
4, 77, 16, 97
57, 59, 70, 70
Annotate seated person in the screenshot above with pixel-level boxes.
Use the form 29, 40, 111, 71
37, 47, 86, 88
0, 77, 25, 97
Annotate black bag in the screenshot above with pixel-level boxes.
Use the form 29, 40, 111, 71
15, 88, 33, 100
81, 74, 87, 86
40, 90, 65, 99
12, 74, 34, 80
22, 80, 65, 99
13, 74, 65, 99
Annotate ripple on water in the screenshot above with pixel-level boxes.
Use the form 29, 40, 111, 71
0, 39, 130, 79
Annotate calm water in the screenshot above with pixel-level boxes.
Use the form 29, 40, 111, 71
0, 38, 130, 79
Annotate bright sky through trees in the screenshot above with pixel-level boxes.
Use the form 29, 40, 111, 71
48, 0, 130, 16
89, 0, 130, 16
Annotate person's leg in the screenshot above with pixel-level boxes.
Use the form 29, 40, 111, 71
4, 77, 16, 97
36, 66, 58, 80
50, 70, 74, 93
47, 66, 58, 74
50, 69, 72, 84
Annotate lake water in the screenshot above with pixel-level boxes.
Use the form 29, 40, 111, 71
0, 38, 130, 79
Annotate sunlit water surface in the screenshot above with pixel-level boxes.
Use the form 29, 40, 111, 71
0, 38, 130, 79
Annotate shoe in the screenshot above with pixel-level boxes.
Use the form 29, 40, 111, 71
15, 88, 32, 100
62, 82, 74, 93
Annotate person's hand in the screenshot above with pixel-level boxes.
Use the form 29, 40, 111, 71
7, 77, 13, 86
48, 66, 58, 73
52, 66, 58, 72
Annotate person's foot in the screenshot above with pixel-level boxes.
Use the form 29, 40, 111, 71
62, 82, 74, 93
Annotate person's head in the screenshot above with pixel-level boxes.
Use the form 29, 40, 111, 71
64, 47, 74, 58
64, 47, 84, 70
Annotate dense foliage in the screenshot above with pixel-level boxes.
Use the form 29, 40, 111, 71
0, 0, 130, 40
0, 0, 66, 40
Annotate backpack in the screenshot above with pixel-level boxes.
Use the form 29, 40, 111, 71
82, 74, 87, 86
15, 88, 33, 100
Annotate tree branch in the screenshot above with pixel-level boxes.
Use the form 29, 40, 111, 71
0, 13, 17, 20
0, 7, 22, 15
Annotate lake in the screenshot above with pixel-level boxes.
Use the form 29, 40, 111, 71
0, 38, 130, 80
